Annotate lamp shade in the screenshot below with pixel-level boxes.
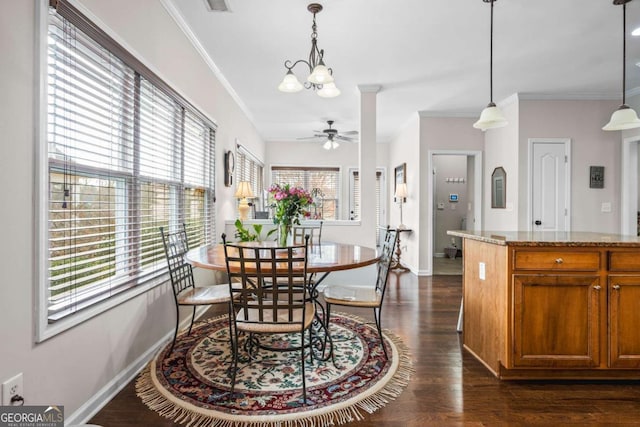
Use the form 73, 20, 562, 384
307, 61, 333, 85
602, 105, 640, 131
278, 70, 303, 93
473, 103, 508, 131
395, 183, 408, 199
317, 81, 341, 98
234, 181, 254, 199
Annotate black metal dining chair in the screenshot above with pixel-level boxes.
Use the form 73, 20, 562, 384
161, 224, 232, 353
322, 226, 398, 359
222, 234, 314, 403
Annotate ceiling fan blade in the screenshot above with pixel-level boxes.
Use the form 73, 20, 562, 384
296, 134, 325, 140
341, 130, 359, 135
336, 135, 358, 142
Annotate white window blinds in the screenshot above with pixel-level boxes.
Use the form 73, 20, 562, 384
351, 170, 383, 242
45, 1, 216, 322
236, 145, 264, 211
271, 167, 340, 220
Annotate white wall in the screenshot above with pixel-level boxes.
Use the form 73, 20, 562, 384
1, 0, 263, 421
518, 99, 620, 232
483, 99, 520, 231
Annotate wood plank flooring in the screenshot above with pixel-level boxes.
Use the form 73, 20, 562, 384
90, 273, 640, 426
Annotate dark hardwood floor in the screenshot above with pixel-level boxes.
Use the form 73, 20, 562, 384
90, 273, 640, 426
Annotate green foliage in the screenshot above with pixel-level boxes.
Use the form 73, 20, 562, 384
234, 219, 276, 242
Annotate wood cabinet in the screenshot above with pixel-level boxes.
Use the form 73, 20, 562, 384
458, 236, 640, 380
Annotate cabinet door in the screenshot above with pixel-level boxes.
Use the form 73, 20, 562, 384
609, 276, 640, 368
513, 275, 603, 368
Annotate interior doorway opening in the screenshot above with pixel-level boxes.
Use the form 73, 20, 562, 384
429, 150, 482, 275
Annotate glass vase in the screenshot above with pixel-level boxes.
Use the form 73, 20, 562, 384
277, 223, 292, 247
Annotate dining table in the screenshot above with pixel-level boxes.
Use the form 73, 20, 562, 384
185, 240, 380, 287
185, 239, 380, 361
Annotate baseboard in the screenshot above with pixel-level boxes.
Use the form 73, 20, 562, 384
65, 306, 209, 425
434, 253, 445, 258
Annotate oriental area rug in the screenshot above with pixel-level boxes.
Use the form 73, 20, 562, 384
136, 313, 413, 427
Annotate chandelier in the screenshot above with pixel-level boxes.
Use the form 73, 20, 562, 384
278, 3, 340, 98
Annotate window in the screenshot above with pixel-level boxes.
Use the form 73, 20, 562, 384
40, 1, 216, 337
350, 170, 384, 243
271, 167, 340, 220
236, 144, 264, 211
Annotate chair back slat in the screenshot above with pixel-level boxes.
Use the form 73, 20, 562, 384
292, 221, 323, 245
223, 236, 310, 327
375, 227, 399, 304
160, 225, 195, 297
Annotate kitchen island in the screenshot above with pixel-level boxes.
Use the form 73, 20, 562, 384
447, 230, 640, 380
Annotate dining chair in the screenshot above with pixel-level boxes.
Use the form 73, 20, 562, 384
161, 224, 232, 353
322, 226, 398, 359
222, 234, 314, 403
292, 220, 323, 245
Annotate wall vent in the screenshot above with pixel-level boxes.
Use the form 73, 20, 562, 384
205, 0, 232, 12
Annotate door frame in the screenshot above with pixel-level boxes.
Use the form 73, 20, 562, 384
527, 138, 572, 232
428, 150, 483, 275
621, 136, 639, 236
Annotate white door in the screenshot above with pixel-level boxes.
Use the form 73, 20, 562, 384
530, 140, 570, 232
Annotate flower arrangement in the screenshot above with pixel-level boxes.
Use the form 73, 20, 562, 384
268, 184, 313, 246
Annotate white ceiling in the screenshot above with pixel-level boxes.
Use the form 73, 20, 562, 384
166, 0, 640, 143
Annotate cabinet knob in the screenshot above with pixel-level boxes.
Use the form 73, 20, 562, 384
613, 284, 621, 290
593, 285, 602, 290
555, 258, 564, 264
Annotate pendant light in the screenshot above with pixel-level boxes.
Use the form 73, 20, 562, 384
474, 0, 508, 131
603, 0, 640, 131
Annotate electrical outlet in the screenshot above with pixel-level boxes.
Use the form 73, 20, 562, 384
2, 373, 23, 405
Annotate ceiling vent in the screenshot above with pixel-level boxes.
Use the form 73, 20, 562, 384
204, 0, 231, 12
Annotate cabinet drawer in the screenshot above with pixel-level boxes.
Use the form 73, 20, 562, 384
513, 250, 600, 271
609, 252, 640, 272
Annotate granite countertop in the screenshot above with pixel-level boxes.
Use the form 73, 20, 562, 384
446, 230, 640, 247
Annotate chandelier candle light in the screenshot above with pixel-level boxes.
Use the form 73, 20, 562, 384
235, 181, 254, 221
395, 183, 407, 230
473, 0, 508, 131
278, 3, 340, 98
603, 0, 640, 131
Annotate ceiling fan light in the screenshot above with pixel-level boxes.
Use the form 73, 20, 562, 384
603, 105, 640, 131
278, 71, 303, 93
332, 140, 340, 149
317, 81, 340, 98
308, 61, 333, 85
473, 103, 508, 131
323, 140, 332, 150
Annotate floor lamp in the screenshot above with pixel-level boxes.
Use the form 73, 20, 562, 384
235, 181, 254, 221
395, 183, 407, 230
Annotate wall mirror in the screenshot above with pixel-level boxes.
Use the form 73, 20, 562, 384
491, 167, 506, 208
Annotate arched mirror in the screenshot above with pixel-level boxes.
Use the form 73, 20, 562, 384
491, 167, 506, 209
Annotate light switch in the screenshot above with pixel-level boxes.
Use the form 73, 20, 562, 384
479, 262, 486, 280
601, 202, 611, 213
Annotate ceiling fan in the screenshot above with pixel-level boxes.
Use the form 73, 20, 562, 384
298, 120, 358, 150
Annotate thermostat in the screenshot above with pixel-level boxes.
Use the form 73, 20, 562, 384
449, 194, 459, 202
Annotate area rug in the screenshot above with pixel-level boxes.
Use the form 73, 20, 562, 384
136, 312, 413, 427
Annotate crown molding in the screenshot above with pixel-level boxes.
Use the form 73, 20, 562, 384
357, 84, 382, 93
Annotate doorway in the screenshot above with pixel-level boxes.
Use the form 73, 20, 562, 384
528, 139, 571, 232
429, 150, 482, 275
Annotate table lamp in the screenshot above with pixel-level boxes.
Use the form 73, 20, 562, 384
394, 183, 407, 230
234, 181, 254, 221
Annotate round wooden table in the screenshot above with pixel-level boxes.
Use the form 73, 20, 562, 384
185, 241, 379, 277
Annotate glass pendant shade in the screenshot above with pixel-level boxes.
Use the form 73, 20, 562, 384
278, 71, 303, 93
317, 81, 340, 98
473, 103, 508, 131
308, 61, 333, 85
603, 105, 640, 131
323, 140, 332, 150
